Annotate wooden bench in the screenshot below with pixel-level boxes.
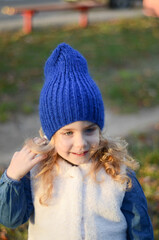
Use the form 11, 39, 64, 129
2, 1, 106, 34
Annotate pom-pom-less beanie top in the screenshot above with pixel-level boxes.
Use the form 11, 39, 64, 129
39, 43, 105, 140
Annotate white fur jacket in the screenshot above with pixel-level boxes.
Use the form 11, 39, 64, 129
28, 159, 127, 240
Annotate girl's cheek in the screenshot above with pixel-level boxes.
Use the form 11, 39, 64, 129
60, 138, 72, 148
89, 135, 100, 145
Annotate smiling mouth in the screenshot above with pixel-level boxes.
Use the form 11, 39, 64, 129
71, 151, 89, 157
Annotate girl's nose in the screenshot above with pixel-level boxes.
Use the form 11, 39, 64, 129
74, 133, 87, 149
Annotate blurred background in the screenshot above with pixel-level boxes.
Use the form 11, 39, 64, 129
0, 0, 159, 239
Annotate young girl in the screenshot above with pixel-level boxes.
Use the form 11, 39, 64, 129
0, 43, 154, 240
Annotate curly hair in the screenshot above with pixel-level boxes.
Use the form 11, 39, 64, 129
26, 128, 139, 206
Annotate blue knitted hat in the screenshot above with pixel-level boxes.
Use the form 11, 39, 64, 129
39, 43, 105, 140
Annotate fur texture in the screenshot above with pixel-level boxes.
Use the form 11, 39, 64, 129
28, 160, 127, 240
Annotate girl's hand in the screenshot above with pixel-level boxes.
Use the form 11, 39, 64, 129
7, 139, 47, 181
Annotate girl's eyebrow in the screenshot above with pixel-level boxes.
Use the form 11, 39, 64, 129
62, 123, 96, 131
84, 123, 97, 129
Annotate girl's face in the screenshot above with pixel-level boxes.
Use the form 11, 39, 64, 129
52, 121, 100, 165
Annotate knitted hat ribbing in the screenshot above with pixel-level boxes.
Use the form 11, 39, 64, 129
39, 43, 105, 140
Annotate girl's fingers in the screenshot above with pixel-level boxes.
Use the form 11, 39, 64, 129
34, 137, 42, 144
13, 151, 19, 157
21, 145, 27, 151
34, 137, 47, 145
8, 146, 48, 181
22, 145, 31, 153
32, 154, 48, 165
17, 140, 48, 165
23, 145, 36, 156
28, 151, 37, 159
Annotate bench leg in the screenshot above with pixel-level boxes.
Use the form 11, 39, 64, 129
22, 11, 34, 34
79, 10, 88, 28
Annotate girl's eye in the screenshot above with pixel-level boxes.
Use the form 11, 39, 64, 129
64, 131, 73, 136
85, 128, 96, 134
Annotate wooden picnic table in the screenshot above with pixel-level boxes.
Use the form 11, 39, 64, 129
1, 1, 106, 34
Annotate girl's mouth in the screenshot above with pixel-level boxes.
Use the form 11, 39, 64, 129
71, 151, 89, 157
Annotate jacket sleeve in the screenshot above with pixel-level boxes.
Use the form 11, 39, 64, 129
121, 171, 154, 240
0, 171, 34, 228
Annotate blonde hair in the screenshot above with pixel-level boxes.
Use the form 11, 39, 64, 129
26, 128, 139, 205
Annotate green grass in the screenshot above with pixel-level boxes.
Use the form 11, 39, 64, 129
0, 224, 28, 240
0, 17, 159, 121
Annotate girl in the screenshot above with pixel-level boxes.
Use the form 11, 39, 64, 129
0, 43, 154, 240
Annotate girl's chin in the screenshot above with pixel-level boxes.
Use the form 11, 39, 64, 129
67, 157, 90, 166
58, 155, 91, 165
